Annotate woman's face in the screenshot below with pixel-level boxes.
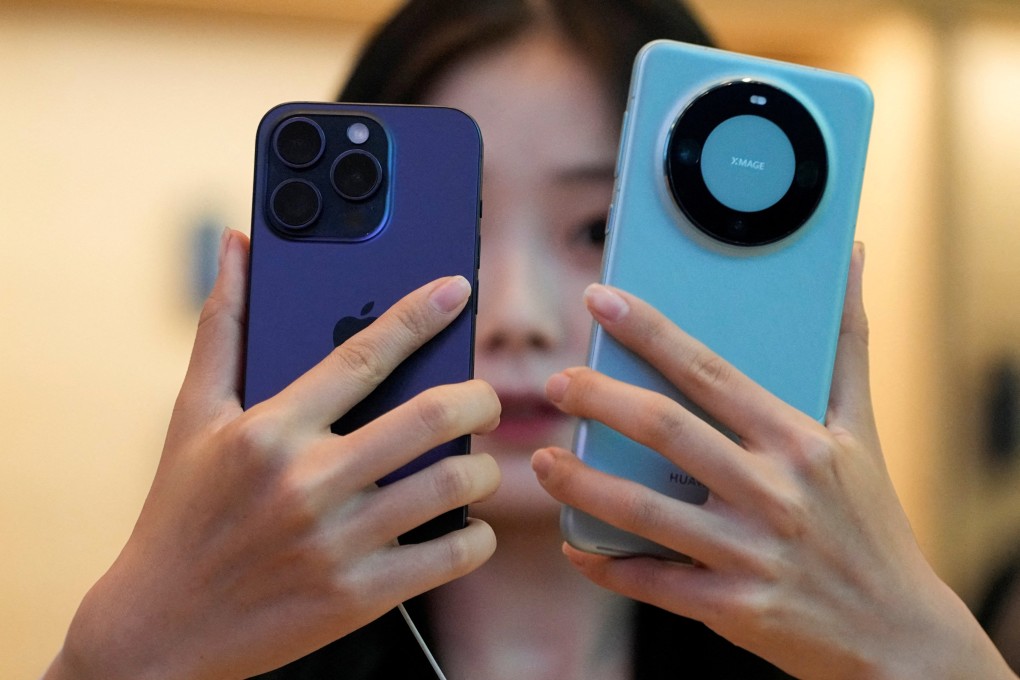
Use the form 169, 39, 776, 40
425, 33, 618, 528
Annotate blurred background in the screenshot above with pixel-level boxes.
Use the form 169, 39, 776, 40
2, 0, 1019, 675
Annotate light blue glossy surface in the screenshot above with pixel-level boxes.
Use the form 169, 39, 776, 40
563, 41, 874, 559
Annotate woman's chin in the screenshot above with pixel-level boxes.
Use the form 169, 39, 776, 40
469, 431, 569, 531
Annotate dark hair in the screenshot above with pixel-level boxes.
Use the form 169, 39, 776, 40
339, 0, 713, 111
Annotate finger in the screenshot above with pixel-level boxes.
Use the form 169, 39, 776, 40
583, 284, 809, 445
366, 518, 498, 603
329, 379, 501, 491
532, 447, 736, 564
297, 518, 497, 656
358, 452, 500, 543
174, 229, 250, 425
827, 243, 875, 430
276, 276, 472, 428
545, 368, 755, 500
561, 544, 724, 624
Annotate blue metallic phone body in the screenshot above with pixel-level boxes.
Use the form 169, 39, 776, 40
563, 41, 873, 559
244, 102, 482, 544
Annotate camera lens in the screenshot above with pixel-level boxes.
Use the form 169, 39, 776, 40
331, 150, 383, 202
700, 115, 795, 213
270, 179, 321, 230
665, 81, 827, 247
273, 117, 325, 168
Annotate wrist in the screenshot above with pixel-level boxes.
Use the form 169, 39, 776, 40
869, 577, 1015, 680
50, 566, 189, 680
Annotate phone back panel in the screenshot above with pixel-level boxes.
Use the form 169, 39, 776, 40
244, 102, 482, 543
564, 41, 873, 558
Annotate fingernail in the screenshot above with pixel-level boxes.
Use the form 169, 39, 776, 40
531, 448, 555, 482
545, 372, 570, 403
429, 276, 471, 313
584, 284, 629, 323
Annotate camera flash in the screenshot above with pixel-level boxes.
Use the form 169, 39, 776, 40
347, 122, 370, 144
750, 95, 768, 106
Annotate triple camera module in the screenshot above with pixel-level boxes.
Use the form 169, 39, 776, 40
266, 115, 388, 240
665, 80, 828, 247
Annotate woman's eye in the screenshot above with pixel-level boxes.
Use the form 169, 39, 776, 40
580, 217, 606, 247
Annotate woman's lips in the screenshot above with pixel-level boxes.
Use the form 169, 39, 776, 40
487, 392, 570, 448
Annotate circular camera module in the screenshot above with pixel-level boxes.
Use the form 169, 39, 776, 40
665, 81, 827, 247
270, 178, 321, 230
331, 149, 383, 202
273, 117, 325, 169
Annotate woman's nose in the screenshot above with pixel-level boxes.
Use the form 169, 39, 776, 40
476, 232, 563, 354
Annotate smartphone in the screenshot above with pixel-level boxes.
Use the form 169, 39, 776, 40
562, 40, 874, 559
243, 102, 482, 545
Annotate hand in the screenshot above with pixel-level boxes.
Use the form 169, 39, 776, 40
533, 245, 1013, 679
45, 229, 501, 680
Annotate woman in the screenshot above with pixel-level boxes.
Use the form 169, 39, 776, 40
256, 0, 787, 677
44, 0, 1015, 678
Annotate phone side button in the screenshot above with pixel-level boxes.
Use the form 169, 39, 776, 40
614, 111, 629, 179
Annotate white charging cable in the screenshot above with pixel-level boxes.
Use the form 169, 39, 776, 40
397, 602, 449, 680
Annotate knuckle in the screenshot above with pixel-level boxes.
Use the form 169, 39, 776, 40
690, 544, 788, 635
429, 458, 475, 504
747, 473, 811, 543
724, 583, 777, 633
231, 410, 286, 461
438, 530, 475, 574
641, 402, 689, 449
793, 430, 840, 482
247, 459, 323, 542
619, 488, 666, 535
687, 351, 734, 392
329, 336, 390, 387
766, 493, 809, 542
636, 312, 670, 349
326, 566, 368, 610
413, 389, 459, 437
227, 416, 322, 528
391, 302, 434, 342
196, 290, 230, 331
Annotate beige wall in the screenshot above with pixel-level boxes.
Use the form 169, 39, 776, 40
2, 1, 1020, 677
943, 11, 1020, 596
0, 4, 368, 676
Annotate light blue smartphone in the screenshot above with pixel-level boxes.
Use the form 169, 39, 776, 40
562, 40, 874, 559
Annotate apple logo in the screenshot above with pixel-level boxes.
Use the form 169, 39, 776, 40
329, 297, 440, 441
331, 301, 383, 437
333, 301, 377, 347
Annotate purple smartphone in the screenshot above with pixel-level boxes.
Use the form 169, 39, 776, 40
243, 102, 482, 544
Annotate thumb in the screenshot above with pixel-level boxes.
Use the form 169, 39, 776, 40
173, 228, 250, 427
827, 242, 874, 430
